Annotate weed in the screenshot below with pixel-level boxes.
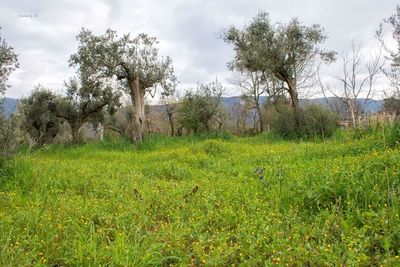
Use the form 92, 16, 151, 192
0, 133, 399, 265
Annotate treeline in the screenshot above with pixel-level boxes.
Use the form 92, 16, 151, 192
1, 7, 400, 154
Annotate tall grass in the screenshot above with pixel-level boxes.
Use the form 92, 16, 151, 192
0, 130, 399, 265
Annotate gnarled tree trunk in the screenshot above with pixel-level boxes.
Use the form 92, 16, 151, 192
168, 114, 175, 137
71, 123, 82, 144
256, 103, 264, 133
130, 77, 146, 143
287, 78, 302, 129
347, 99, 357, 128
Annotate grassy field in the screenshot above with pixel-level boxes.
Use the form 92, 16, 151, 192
1, 131, 400, 266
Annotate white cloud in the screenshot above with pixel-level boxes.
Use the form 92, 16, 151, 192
1, 0, 398, 100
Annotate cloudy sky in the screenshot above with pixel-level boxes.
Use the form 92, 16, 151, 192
1, 0, 398, 100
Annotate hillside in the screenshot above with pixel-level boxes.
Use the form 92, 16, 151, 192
2, 96, 383, 117
221, 96, 383, 113
1, 97, 18, 117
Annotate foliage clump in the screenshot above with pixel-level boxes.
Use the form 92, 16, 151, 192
178, 81, 223, 133
270, 104, 338, 139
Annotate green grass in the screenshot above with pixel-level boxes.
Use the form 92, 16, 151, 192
0, 132, 400, 266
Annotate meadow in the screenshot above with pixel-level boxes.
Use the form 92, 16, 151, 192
0, 130, 400, 266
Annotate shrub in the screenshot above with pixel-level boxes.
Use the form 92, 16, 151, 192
270, 105, 338, 139
269, 105, 298, 138
0, 116, 23, 188
96, 135, 133, 151
352, 125, 374, 140
302, 105, 338, 138
0, 115, 19, 159
0, 157, 12, 187
18, 87, 62, 146
387, 119, 400, 147
178, 81, 223, 133
191, 139, 229, 156
190, 130, 233, 141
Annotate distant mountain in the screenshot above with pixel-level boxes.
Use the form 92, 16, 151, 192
221, 96, 384, 113
1, 96, 384, 117
1, 97, 18, 117
300, 98, 383, 113
221, 96, 243, 106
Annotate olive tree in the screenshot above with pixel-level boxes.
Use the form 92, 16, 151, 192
377, 4, 400, 115
19, 86, 62, 146
104, 107, 133, 137
161, 93, 179, 137
383, 97, 400, 117
179, 81, 223, 133
378, 5, 400, 90
0, 28, 19, 158
223, 12, 335, 128
70, 29, 176, 143
0, 28, 18, 101
52, 77, 120, 143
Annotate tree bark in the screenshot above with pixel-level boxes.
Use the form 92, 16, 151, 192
287, 78, 302, 129
130, 77, 146, 143
204, 122, 210, 132
218, 120, 223, 130
256, 104, 264, 133
71, 123, 82, 143
168, 114, 175, 137
348, 99, 357, 128
177, 127, 183, 136
107, 126, 124, 136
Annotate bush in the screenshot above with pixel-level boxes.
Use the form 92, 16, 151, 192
0, 158, 16, 190
18, 87, 62, 146
190, 139, 229, 156
387, 119, 400, 147
0, 116, 19, 188
190, 130, 233, 141
270, 106, 298, 138
351, 120, 400, 147
270, 105, 338, 139
302, 105, 338, 138
96, 135, 133, 151
0, 116, 19, 158
352, 125, 374, 140
178, 81, 223, 133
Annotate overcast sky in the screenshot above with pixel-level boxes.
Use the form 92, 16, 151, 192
1, 0, 398, 100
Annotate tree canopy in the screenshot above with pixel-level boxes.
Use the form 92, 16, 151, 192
223, 12, 336, 126
377, 4, 400, 94
0, 28, 18, 99
69, 28, 177, 143
52, 76, 120, 142
19, 86, 62, 146
179, 81, 223, 133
